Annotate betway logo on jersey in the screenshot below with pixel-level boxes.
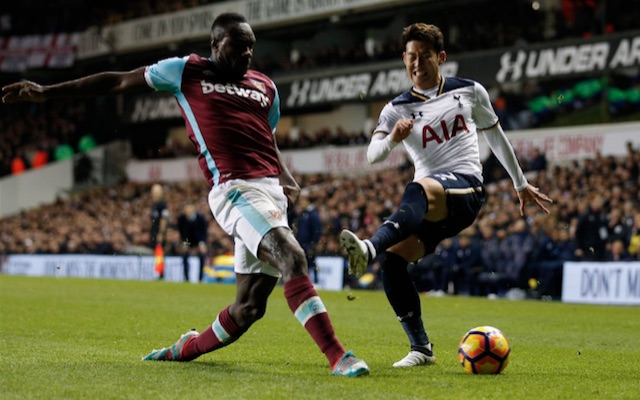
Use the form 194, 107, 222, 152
200, 81, 270, 108
496, 36, 640, 82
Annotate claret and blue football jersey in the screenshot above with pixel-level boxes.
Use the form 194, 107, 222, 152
144, 54, 281, 188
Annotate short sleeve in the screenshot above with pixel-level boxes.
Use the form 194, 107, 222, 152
144, 56, 189, 94
269, 81, 281, 131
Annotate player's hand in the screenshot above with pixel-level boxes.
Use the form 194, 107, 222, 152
390, 118, 413, 142
282, 185, 301, 206
517, 184, 553, 216
2, 81, 47, 103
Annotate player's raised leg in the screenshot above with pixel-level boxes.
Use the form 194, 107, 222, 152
341, 180, 440, 367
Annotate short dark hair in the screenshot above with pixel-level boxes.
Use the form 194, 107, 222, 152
401, 23, 444, 53
211, 12, 248, 39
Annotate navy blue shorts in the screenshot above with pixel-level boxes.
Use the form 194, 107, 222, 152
416, 171, 486, 255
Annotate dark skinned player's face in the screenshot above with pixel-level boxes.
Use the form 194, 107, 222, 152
212, 22, 255, 79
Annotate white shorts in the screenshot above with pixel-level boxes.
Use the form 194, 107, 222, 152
208, 177, 289, 277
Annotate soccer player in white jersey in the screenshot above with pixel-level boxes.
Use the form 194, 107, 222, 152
3, 12, 369, 378
340, 23, 553, 367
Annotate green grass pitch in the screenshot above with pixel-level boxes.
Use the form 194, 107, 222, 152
1, 275, 638, 400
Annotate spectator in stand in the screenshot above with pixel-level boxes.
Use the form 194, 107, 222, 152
524, 215, 555, 273
409, 253, 438, 294
607, 207, 630, 248
177, 203, 209, 282
574, 194, 608, 260
445, 227, 483, 296
605, 239, 632, 261
477, 219, 501, 296
627, 213, 640, 260
73, 153, 94, 184
291, 193, 323, 284
480, 219, 533, 297
429, 238, 456, 295
10, 150, 28, 174
505, 218, 534, 284
529, 148, 548, 172
31, 146, 48, 169
149, 183, 169, 278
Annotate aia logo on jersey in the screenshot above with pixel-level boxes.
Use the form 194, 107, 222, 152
268, 210, 283, 220
422, 114, 469, 147
250, 79, 267, 93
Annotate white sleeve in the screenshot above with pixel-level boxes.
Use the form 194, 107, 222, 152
472, 81, 499, 129
367, 132, 399, 164
481, 124, 528, 191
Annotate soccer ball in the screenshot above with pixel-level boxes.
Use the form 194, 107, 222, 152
458, 325, 510, 374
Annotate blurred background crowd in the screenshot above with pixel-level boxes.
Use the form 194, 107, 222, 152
1, 0, 639, 299
1, 142, 639, 298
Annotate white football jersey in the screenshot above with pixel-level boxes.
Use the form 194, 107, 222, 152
375, 77, 498, 183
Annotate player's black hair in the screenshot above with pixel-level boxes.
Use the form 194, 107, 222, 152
211, 12, 248, 40
401, 23, 444, 53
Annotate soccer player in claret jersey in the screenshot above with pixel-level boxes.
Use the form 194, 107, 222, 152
339, 23, 553, 367
2, 12, 369, 377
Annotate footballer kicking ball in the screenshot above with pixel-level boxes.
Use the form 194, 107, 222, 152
458, 326, 511, 374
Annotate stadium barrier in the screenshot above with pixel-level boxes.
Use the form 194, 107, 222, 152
562, 261, 640, 306
0, 254, 345, 290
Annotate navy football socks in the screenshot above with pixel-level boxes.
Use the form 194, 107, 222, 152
369, 182, 428, 254
380, 251, 430, 350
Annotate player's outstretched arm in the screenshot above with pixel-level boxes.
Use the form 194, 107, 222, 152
2, 67, 150, 104
481, 123, 552, 215
516, 184, 553, 216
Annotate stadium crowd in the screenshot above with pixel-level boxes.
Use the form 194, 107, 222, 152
0, 100, 110, 177
1, 0, 639, 299
1, 143, 639, 299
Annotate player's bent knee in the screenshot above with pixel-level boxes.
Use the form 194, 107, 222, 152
275, 234, 307, 272
259, 228, 307, 278
387, 236, 425, 263
237, 301, 268, 325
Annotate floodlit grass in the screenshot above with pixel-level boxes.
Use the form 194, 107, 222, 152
1, 275, 638, 400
